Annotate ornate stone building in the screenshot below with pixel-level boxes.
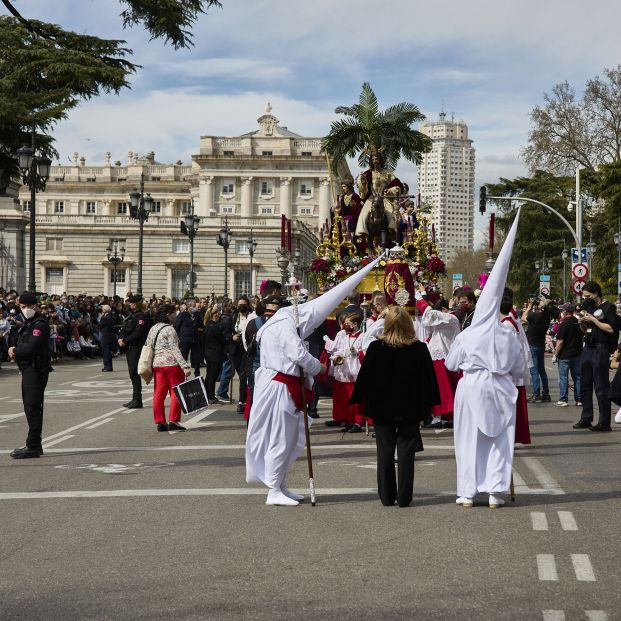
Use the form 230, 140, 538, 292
3, 106, 342, 297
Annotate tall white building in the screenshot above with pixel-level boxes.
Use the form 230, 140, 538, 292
417, 112, 475, 262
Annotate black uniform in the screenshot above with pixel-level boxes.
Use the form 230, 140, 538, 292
13, 314, 51, 453
123, 310, 150, 405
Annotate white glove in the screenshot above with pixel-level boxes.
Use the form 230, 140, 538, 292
552, 355, 558, 364
323, 335, 330, 342
414, 291, 423, 301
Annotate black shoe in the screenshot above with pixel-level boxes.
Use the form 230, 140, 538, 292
324, 420, 342, 427
589, 424, 612, 432
307, 410, 320, 419
573, 420, 593, 429
210, 397, 222, 405
124, 401, 143, 409
443, 421, 454, 429
541, 394, 551, 403
168, 421, 186, 431
236, 402, 245, 414
347, 424, 363, 433
10, 446, 40, 459
527, 394, 542, 403
102, 368, 113, 372
157, 423, 168, 432
342, 423, 354, 432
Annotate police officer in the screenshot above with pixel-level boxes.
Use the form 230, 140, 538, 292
118, 294, 150, 409
8, 291, 51, 459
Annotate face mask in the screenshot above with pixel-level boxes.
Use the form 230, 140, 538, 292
581, 297, 596, 312
263, 310, 276, 320
238, 305, 249, 314
22, 307, 36, 319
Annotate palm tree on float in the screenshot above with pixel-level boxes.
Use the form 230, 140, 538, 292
323, 82, 432, 173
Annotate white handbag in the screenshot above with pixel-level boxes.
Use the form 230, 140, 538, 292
138, 325, 166, 385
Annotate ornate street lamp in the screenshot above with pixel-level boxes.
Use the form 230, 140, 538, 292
180, 202, 200, 297
246, 228, 258, 295
216, 216, 233, 298
17, 125, 52, 293
534, 252, 553, 276
106, 240, 126, 298
128, 173, 153, 296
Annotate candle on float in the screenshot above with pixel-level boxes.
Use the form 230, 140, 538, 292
281, 214, 285, 248
287, 218, 292, 252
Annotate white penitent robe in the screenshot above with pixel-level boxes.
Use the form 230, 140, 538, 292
445, 321, 523, 498
245, 313, 321, 490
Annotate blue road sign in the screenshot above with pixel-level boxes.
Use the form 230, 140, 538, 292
571, 248, 587, 264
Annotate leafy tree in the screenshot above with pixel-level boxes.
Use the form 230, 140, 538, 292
0, 0, 221, 187
523, 65, 621, 175
445, 248, 490, 291
322, 82, 432, 173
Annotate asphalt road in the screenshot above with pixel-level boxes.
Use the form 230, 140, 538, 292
0, 356, 620, 621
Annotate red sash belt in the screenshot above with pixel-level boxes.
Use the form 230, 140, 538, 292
273, 372, 314, 412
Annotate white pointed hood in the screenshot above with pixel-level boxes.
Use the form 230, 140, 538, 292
455, 208, 522, 373
258, 255, 384, 341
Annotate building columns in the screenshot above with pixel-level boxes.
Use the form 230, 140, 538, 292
280, 177, 292, 219
241, 177, 254, 218
198, 176, 214, 217
318, 178, 331, 229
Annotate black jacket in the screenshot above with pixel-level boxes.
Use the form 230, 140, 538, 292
15, 315, 51, 371
175, 311, 195, 343
204, 321, 227, 363
98, 313, 116, 345
350, 340, 440, 424
123, 310, 150, 347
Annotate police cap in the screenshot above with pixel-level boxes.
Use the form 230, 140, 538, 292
18, 291, 37, 305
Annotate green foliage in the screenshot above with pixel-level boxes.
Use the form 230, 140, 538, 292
323, 82, 432, 173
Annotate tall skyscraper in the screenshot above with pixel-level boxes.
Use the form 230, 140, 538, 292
417, 111, 475, 262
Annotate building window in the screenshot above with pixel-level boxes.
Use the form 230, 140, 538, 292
110, 268, 126, 284
262, 151, 273, 157
260, 180, 273, 195
54, 201, 64, 214
299, 182, 312, 197
235, 240, 250, 255
234, 270, 251, 299
221, 205, 234, 214
45, 267, 64, 295
173, 238, 190, 253
46, 238, 63, 251
222, 182, 235, 195
260, 206, 273, 214
117, 202, 128, 215
223, 150, 234, 157
21, 200, 31, 212
151, 201, 162, 214
85, 201, 97, 214
299, 207, 313, 215
301, 151, 312, 157
171, 269, 187, 299
181, 201, 193, 215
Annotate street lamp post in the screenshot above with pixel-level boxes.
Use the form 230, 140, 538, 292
17, 124, 51, 293
129, 173, 153, 296
246, 228, 258, 296
561, 243, 569, 302
614, 218, 621, 299
106, 240, 125, 298
216, 216, 233, 298
181, 203, 200, 298
535, 252, 553, 297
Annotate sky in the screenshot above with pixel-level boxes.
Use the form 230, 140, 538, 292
7, 0, 621, 243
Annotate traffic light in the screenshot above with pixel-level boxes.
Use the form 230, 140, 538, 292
479, 185, 487, 215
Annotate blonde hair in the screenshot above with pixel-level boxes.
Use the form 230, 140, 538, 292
379, 306, 417, 347
203, 305, 221, 325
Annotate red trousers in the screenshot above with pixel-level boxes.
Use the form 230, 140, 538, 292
332, 380, 366, 426
152, 365, 185, 424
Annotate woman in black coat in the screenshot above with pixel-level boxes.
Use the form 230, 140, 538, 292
203, 306, 227, 403
351, 306, 440, 507
98, 305, 117, 372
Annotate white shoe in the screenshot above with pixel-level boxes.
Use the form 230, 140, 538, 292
555, 400, 569, 407
456, 497, 473, 507
266, 489, 299, 506
489, 494, 505, 508
281, 485, 304, 502
615, 410, 621, 424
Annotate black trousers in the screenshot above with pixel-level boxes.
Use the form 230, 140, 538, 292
125, 346, 142, 403
580, 344, 612, 427
21, 366, 49, 449
101, 342, 113, 370
180, 340, 203, 376
205, 361, 222, 400
374, 421, 420, 507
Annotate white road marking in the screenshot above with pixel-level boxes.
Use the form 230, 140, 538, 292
531, 512, 549, 531
0, 487, 377, 500
0, 395, 11, 401
537, 554, 558, 581
42, 435, 75, 448
0, 412, 25, 422
542, 612, 565, 621
85, 418, 114, 430
522, 456, 565, 495
585, 611, 608, 621
557, 511, 578, 531
571, 554, 596, 582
